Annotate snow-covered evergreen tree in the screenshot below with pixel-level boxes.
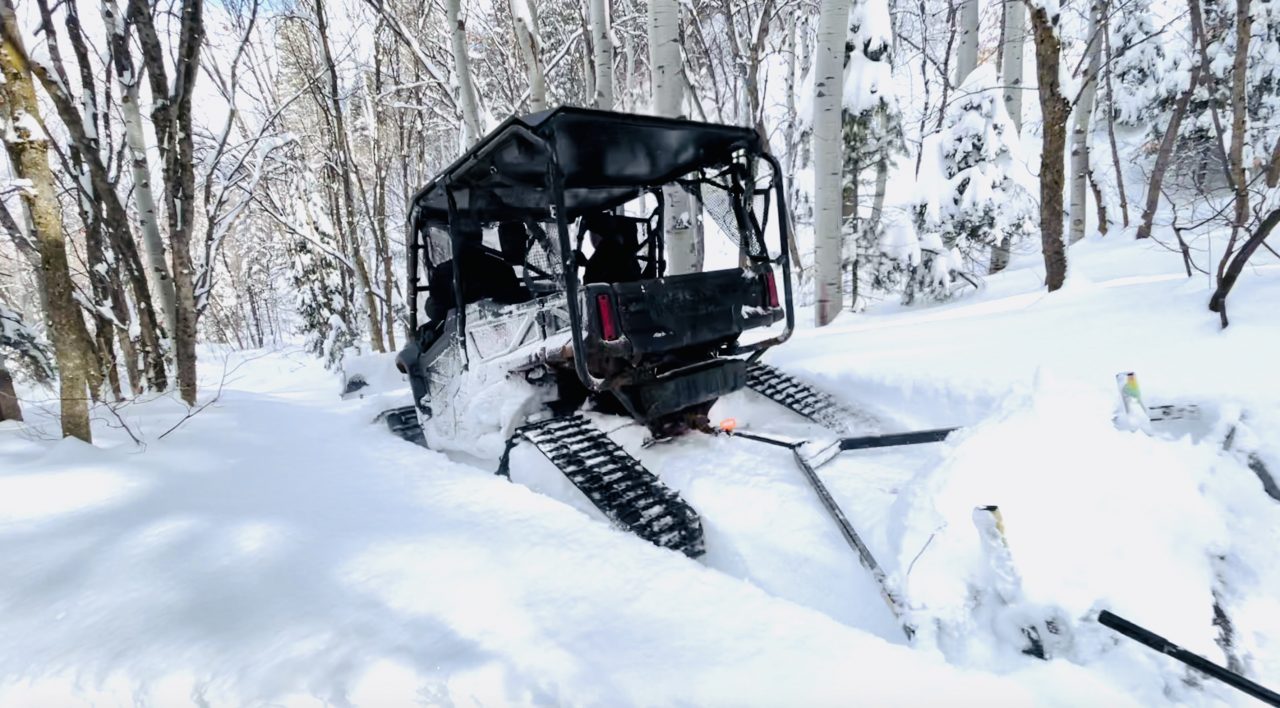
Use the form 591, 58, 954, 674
0, 303, 54, 383
841, 0, 906, 307
1108, 1, 1176, 128
1245, 0, 1280, 171
1180, 0, 1280, 179
284, 172, 358, 369
910, 66, 1035, 302
895, 218, 964, 305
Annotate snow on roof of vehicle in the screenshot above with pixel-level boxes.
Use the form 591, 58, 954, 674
409, 106, 762, 230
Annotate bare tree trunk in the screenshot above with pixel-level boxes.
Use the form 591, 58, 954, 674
0, 366, 20, 422
511, 0, 548, 112
1136, 0, 1203, 240
128, 0, 203, 403
1213, 0, 1252, 326
993, 0, 1026, 272
1208, 208, 1279, 326
588, 0, 613, 109
1000, 0, 1027, 132
1267, 134, 1280, 188
112, 284, 143, 395
84, 216, 121, 400
1028, 1, 1069, 291
23, 0, 168, 394
103, 0, 176, 336
813, 0, 850, 324
956, 0, 980, 85
315, 0, 385, 354
623, 15, 638, 109
1068, 0, 1104, 244
167, 0, 204, 406
45, 1, 113, 402
782, 12, 806, 278
446, 0, 482, 144
583, 4, 597, 105
870, 157, 889, 234
651, 0, 703, 274
1101, 15, 1129, 226
1088, 169, 1109, 235
0, 9, 94, 441
370, 31, 397, 351
867, 102, 890, 237
784, 11, 799, 184
743, 0, 777, 135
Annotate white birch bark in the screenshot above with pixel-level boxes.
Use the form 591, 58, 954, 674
1000, 0, 1026, 132
650, 0, 702, 274
782, 12, 805, 273
120, 79, 177, 334
1068, 0, 1103, 244
509, 0, 546, 112
869, 134, 889, 233
813, 0, 849, 325
784, 12, 798, 179
956, 0, 980, 85
589, 0, 613, 109
446, 0, 482, 144
102, 0, 177, 336
624, 28, 637, 109
650, 0, 680, 118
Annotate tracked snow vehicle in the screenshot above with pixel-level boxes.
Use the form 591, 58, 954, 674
388, 107, 870, 558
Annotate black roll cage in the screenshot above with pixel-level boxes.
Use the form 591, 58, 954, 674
405, 111, 795, 393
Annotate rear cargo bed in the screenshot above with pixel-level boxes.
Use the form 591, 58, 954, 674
584, 264, 782, 357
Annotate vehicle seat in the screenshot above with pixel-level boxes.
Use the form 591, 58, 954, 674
582, 213, 642, 285
425, 245, 531, 322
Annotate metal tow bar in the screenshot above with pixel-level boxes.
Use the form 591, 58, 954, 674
728, 426, 958, 641
1100, 611, 1280, 706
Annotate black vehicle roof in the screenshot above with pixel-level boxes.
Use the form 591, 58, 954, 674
409, 106, 762, 230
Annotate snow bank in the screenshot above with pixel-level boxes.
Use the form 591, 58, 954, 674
762, 235, 1280, 703
0, 349, 1136, 707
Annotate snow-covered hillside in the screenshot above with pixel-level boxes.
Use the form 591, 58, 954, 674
1, 237, 1277, 706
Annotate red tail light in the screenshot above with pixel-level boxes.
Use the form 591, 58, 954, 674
596, 293, 619, 341
764, 270, 780, 308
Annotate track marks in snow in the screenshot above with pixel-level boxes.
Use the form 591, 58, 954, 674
1, 352, 1125, 706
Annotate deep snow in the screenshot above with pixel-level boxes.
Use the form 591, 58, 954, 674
1, 235, 1278, 706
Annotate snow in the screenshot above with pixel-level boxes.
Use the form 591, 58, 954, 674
2, 236, 1279, 705
0, 177, 34, 195
842, 0, 896, 115
7, 110, 46, 144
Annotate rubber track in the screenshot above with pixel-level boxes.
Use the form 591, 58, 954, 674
746, 363, 879, 435
1147, 403, 1200, 422
515, 415, 705, 558
383, 405, 427, 446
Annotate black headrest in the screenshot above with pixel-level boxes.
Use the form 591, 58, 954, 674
497, 222, 528, 264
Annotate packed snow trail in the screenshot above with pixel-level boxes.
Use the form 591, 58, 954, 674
0, 350, 1133, 706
